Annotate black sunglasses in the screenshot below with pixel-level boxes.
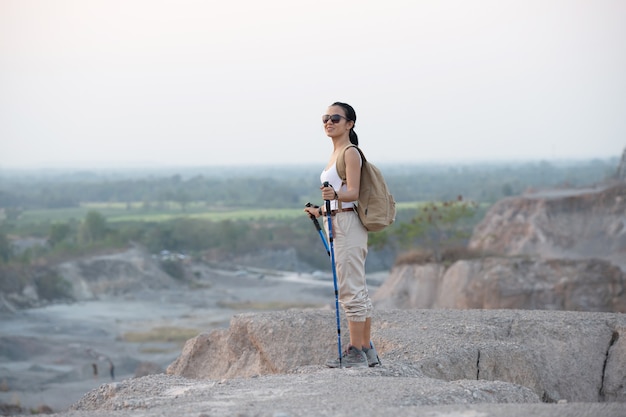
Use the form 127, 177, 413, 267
322, 114, 349, 124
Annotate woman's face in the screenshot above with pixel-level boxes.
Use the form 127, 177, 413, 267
323, 105, 352, 138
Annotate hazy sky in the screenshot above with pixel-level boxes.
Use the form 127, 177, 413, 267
1, 0, 625, 169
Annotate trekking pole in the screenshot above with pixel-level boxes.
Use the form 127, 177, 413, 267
305, 202, 330, 256
309, 198, 382, 367
323, 182, 342, 368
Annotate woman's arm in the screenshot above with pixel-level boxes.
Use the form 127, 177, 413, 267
338, 147, 361, 202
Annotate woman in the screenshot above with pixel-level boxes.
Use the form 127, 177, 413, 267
304, 102, 378, 368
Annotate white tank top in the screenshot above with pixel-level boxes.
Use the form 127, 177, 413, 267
320, 160, 359, 211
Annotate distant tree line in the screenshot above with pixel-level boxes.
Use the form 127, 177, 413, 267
0, 175, 309, 210
0, 158, 617, 210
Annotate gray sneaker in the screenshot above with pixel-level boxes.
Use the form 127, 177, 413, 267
325, 345, 368, 368
362, 346, 380, 367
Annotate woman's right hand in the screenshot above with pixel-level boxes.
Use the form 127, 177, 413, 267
304, 206, 320, 218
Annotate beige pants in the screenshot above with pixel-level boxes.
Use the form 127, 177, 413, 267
324, 211, 372, 322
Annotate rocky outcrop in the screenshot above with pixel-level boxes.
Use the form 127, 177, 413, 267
1, 246, 180, 310
56, 246, 178, 300
373, 257, 626, 312
440, 257, 625, 311
371, 262, 446, 309
166, 309, 626, 404
467, 182, 626, 266
371, 171, 626, 315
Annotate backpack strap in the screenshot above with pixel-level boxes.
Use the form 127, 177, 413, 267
336, 144, 366, 183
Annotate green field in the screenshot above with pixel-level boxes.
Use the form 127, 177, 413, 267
15, 201, 424, 226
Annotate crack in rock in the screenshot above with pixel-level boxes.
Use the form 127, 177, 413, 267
599, 330, 619, 401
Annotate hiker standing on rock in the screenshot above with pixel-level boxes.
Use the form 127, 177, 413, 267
304, 101, 378, 368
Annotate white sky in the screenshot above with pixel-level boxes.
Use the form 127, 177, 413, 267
1, 0, 625, 169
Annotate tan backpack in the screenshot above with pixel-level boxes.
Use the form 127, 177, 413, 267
336, 145, 396, 232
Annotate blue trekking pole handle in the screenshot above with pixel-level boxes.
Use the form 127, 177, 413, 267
305, 202, 330, 256
324, 181, 342, 368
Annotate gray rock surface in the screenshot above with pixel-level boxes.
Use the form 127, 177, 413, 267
57, 374, 626, 417
23, 308, 620, 417
166, 309, 625, 404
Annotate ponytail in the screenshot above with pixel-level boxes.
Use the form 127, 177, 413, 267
349, 128, 358, 146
